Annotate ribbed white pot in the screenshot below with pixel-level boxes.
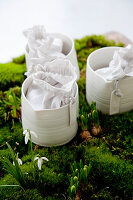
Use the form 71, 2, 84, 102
25, 33, 80, 80
21, 76, 79, 146
86, 47, 133, 115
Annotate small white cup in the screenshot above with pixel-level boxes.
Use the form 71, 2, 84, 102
86, 47, 133, 115
25, 33, 80, 80
21, 75, 79, 146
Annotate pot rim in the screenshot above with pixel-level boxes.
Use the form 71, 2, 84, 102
87, 46, 124, 84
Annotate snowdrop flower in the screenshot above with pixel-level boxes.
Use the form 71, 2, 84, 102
13, 158, 22, 166
23, 129, 38, 144
34, 156, 49, 170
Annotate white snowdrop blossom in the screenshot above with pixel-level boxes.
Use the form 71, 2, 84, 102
13, 158, 22, 166
34, 156, 49, 170
23, 129, 38, 144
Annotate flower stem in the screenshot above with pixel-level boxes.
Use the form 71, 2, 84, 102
28, 129, 35, 182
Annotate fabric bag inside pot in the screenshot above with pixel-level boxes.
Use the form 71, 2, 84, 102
95, 45, 133, 81
26, 58, 77, 110
23, 25, 65, 69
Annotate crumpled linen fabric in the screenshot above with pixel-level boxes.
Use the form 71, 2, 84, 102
26, 59, 77, 110
95, 45, 133, 81
23, 25, 65, 68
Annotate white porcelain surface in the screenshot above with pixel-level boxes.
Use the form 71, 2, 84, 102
21, 75, 79, 146
86, 47, 133, 114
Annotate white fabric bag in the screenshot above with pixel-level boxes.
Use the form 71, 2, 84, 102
21, 59, 79, 146
24, 26, 80, 80
86, 46, 133, 115
95, 45, 133, 81
26, 59, 77, 110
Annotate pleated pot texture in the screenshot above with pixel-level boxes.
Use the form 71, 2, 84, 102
86, 47, 133, 115
25, 33, 80, 80
21, 76, 79, 146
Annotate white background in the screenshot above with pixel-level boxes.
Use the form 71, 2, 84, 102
0, 0, 133, 62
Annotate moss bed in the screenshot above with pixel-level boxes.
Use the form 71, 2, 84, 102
0, 35, 133, 200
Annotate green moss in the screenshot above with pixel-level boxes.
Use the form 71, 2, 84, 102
0, 174, 44, 200
84, 143, 133, 197
75, 35, 123, 52
0, 149, 11, 176
0, 125, 12, 147
38, 166, 64, 186
0, 187, 63, 200
99, 111, 133, 160
91, 189, 113, 200
0, 91, 8, 126
0, 122, 25, 156
0, 171, 64, 200
0, 149, 11, 159
12, 54, 25, 64
0, 62, 26, 91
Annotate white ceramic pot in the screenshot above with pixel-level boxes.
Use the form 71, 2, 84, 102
86, 47, 133, 115
21, 76, 79, 146
25, 33, 80, 80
